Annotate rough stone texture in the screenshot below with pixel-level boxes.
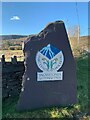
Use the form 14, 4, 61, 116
17, 21, 77, 111
2, 62, 24, 99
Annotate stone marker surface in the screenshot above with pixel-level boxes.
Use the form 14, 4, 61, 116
16, 21, 77, 111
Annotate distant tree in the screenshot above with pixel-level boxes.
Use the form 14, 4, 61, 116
68, 25, 80, 49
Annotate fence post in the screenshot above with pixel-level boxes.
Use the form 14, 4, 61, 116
1, 54, 5, 64
11, 56, 17, 64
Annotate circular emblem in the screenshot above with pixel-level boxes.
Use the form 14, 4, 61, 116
36, 44, 64, 72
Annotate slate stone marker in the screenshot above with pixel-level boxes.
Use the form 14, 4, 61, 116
16, 21, 77, 111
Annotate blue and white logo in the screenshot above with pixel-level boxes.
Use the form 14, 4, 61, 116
36, 44, 64, 81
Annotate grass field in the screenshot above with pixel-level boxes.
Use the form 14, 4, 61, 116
2, 53, 90, 119
0, 50, 24, 61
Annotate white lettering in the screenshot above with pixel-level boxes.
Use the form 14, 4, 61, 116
37, 71, 63, 81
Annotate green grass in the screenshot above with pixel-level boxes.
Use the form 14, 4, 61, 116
2, 54, 90, 119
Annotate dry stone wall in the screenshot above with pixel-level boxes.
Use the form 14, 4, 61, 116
2, 55, 24, 100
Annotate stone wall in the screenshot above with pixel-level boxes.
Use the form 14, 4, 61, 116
2, 55, 24, 100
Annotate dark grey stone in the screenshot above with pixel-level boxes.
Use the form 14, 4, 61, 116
16, 21, 77, 111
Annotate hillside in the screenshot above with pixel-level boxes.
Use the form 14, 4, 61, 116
0, 35, 28, 40
0, 35, 89, 61
0, 35, 89, 41
1, 35, 89, 55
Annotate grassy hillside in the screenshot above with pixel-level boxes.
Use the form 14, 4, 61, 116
1, 36, 89, 61
69, 36, 88, 57
0, 35, 27, 40
1, 35, 89, 51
